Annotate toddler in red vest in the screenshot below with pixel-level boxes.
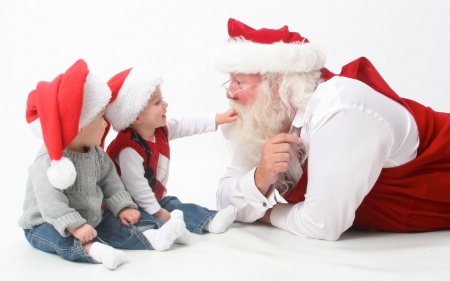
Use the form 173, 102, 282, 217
105, 67, 238, 238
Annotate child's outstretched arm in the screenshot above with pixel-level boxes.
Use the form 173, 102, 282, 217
215, 109, 237, 126
167, 112, 231, 140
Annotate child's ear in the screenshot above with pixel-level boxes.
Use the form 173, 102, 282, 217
132, 118, 141, 125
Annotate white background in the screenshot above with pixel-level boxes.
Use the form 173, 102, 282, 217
1, 1, 450, 280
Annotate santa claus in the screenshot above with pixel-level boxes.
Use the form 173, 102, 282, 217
213, 18, 450, 241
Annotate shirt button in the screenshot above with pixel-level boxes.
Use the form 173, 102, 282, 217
262, 202, 267, 207
92, 217, 97, 221
88, 176, 93, 181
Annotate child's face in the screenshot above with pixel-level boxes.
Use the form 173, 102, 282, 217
77, 110, 108, 148
136, 86, 168, 129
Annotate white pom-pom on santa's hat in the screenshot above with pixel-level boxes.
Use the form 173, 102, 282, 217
25, 59, 111, 190
212, 18, 326, 74
105, 67, 162, 131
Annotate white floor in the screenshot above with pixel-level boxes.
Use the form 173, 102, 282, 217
3, 221, 450, 280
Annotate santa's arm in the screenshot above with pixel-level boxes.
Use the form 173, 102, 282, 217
217, 153, 277, 222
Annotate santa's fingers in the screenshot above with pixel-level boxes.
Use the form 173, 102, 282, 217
261, 151, 291, 164
263, 143, 297, 160
268, 133, 302, 145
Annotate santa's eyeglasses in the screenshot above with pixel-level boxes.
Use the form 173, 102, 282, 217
221, 79, 259, 98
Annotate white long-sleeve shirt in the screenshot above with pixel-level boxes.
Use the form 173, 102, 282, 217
116, 114, 216, 215
217, 76, 419, 241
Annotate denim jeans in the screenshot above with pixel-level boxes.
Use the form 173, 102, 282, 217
24, 208, 160, 264
156, 196, 218, 234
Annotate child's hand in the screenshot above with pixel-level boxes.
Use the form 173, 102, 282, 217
153, 208, 171, 222
118, 207, 141, 226
67, 224, 97, 244
215, 109, 237, 126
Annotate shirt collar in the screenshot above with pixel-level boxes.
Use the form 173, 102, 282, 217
290, 109, 304, 129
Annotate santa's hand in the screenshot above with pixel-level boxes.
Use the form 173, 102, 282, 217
254, 133, 302, 195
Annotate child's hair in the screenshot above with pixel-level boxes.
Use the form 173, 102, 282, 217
25, 59, 111, 190
105, 67, 162, 132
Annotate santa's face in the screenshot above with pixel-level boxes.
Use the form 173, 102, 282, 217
223, 72, 316, 195
225, 73, 262, 105
224, 73, 288, 168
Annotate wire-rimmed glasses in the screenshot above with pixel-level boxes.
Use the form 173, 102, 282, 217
221, 79, 258, 98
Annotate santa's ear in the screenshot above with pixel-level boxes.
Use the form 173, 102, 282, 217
262, 73, 281, 99
273, 83, 281, 99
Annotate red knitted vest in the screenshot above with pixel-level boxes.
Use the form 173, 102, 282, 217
107, 127, 170, 201
284, 57, 450, 232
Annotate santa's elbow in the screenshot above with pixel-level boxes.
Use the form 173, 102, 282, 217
304, 224, 345, 241
322, 231, 342, 241
307, 230, 342, 241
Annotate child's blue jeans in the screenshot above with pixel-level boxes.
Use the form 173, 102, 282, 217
23, 208, 159, 264
155, 196, 218, 234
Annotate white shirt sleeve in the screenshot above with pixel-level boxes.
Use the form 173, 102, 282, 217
217, 153, 277, 222
166, 113, 216, 141
117, 147, 161, 215
272, 109, 394, 241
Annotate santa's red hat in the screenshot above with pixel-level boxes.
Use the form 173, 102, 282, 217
212, 18, 325, 74
26, 59, 111, 189
105, 67, 162, 131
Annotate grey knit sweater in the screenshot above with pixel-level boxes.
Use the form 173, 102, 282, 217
18, 145, 138, 237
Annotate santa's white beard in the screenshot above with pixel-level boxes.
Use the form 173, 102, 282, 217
224, 91, 305, 196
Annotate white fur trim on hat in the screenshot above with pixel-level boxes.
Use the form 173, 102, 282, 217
79, 72, 111, 129
47, 157, 77, 190
28, 118, 43, 139
212, 38, 326, 74
105, 68, 162, 131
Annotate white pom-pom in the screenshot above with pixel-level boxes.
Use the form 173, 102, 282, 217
47, 157, 77, 190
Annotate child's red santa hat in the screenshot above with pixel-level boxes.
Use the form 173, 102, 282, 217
26, 59, 111, 190
212, 18, 325, 74
105, 67, 162, 131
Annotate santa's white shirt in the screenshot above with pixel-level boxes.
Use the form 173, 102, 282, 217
217, 76, 419, 240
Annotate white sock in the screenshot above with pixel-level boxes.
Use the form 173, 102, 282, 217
170, 209, 184, 220
89, 242, 125, 270
174, 228, 190, 244
203, 205, 237, 234
143, 216, 186, 251
169, 210, 191, 244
